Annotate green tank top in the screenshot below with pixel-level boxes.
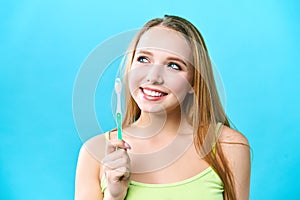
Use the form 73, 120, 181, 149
101, 166, 223, 199
101, 123, 224, 199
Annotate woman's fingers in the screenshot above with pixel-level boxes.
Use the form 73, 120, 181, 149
101, 139, 132, 199
102, 149, 131, 169
105, 139, 131, 154
102, 139, 131, 183
103, 139, 131, 167
103, 138, 131, 163
105, 166, 130, 182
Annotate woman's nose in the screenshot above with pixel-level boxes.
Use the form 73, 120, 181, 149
146, 64, 164, 84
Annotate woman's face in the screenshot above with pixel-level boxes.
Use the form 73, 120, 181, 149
128, 26, 194, 113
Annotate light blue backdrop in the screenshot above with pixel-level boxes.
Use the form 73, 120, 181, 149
1, 0, 299, 199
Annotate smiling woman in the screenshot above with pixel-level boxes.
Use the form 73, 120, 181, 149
75, 15, 250, 200
129, 29, 194, 112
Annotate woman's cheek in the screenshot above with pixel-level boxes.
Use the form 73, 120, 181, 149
165, 75, 192, 101
128, 66, 147, 94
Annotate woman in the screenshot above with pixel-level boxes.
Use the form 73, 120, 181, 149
75, 15, 250, 200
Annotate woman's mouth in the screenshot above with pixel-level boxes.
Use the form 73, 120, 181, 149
140, 87, 168, 101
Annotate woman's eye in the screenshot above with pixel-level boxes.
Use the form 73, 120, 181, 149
137, 56, 149, 63
168, 62, 182, 70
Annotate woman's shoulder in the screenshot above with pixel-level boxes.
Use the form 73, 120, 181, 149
218, 125, 249, 146
217, 125, 251, 177
79, 132, 110, 163
75, 133, 107, 199
218, 125, 251, 199
217, 125, 250, 167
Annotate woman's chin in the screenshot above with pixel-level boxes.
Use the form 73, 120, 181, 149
140, 104, 167, 114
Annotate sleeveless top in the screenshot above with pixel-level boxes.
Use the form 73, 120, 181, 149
101, 123, 224, 200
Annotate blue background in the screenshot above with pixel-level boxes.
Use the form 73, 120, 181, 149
1, 0, 299, 199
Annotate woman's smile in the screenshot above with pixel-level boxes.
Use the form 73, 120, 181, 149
139, 87, 168, 101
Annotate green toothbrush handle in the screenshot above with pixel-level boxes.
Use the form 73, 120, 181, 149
116, 113, 122, 140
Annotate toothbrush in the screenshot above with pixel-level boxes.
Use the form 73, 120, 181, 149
114, 78, 123, 140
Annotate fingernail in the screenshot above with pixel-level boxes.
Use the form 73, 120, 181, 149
124, 142, 131, 149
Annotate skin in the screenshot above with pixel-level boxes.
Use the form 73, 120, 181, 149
129, 26, 194, 114
75, 26, 250, 200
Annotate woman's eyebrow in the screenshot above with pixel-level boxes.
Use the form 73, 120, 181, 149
135, 50, 188, 67
167, 56, 187, 67
135, 50, 153, 56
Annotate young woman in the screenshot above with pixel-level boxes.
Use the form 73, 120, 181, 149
75, 15, 250, 200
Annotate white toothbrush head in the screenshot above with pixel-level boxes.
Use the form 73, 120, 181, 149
114, 78, 122, 94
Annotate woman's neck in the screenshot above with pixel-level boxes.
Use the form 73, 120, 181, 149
130, 107, 192, 139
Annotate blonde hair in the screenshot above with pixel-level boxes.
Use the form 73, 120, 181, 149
121, 15, 236, 200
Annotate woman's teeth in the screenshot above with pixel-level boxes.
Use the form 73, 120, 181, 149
143, 88, 165, 97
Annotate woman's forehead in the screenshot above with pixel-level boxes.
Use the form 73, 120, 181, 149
135, 26, 193, 64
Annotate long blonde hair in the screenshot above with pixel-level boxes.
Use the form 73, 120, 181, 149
121, 15, 236, 200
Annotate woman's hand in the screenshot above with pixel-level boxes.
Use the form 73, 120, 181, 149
102, 139, 131, 200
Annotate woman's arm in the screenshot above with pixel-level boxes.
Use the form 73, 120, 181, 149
75, 133, 131, 200
75, 145, 103, 200
220, 126, 251, 200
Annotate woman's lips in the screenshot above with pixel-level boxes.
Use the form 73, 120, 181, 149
139, 87, 168, 101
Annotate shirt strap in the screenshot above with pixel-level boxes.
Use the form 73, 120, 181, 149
105, 131, 111, 140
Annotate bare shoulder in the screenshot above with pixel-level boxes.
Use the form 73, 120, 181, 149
218, 125, 251, 199
217, 125, 250, 166
219, 125, 249, 146
76, 133, 108, 175
81, 133, 108, 163
75, 133, 108, 199
76, 132, 109, 182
